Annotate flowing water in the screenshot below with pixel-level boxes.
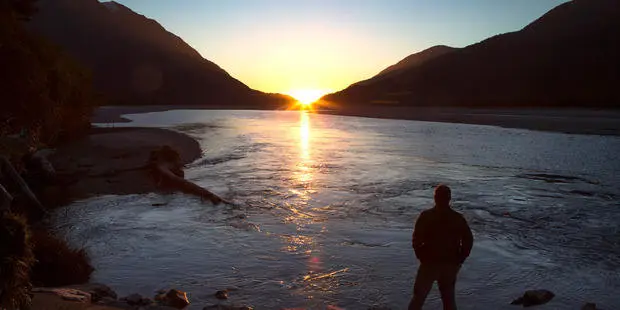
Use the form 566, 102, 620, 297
53, 110, 620, 309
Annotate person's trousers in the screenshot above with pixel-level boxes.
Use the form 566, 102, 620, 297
408, 263, 461, 310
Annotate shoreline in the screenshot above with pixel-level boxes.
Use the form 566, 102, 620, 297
31, 127, 206, 310
92, 105, 620, 136
316, 106, 620, 136
319, 106, 620, 136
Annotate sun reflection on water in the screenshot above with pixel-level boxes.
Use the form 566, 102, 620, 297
296, 111, 313, 187
299, 111, 311, 160
277, 112, 345, 300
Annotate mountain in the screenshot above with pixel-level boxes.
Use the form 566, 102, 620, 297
350, 45, 457, 89
324, 0, 620, 108
374, 45, 457, 78
28, 0, 294, 107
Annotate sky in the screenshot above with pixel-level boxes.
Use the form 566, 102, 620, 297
103, 0, 568, 97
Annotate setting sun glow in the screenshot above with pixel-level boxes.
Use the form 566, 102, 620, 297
288, 89, 329, 106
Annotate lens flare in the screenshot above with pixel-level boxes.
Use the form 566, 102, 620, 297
288, 89, 328, 106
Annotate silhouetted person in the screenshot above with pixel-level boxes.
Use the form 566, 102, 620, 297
408, 185, 473, 310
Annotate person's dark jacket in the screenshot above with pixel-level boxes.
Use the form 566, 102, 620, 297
412, 207, 473, 265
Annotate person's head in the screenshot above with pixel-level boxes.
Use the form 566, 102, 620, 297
434, 184, 451, 207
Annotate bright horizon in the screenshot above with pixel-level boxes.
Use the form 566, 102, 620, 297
101, 0, 568, 100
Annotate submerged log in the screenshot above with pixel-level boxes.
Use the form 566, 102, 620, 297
149, 146, 224, 205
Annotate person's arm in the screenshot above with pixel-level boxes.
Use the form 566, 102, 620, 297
412, 212, 428, 261
458, 216, 474, 264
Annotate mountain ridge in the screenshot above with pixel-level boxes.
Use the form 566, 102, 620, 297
323, 0, 620, 109
374, 45, 457, 78
29, 0, 293, 107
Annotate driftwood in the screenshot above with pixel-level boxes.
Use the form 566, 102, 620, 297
149, 146, 225, 205
0, 183, 12, 212
0, 156, 45, 214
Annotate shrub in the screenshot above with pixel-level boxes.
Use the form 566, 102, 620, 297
0, 212, 34, 310
30, 229, 94, 287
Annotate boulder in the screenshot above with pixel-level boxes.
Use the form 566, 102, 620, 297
155, 289, 190, 309
581, 303, 597, 310
98, 299, 135, 310
511, 289, 555, 307
215, 290, 228, 300
203, 304, 253, 310
140, 306, 180, 310
122, 293, 144, 305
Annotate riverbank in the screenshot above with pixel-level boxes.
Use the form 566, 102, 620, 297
317, 105, 620, 136
92, 105, 620, 136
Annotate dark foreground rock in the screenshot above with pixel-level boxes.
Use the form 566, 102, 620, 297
121, 293, 153, 306
155, 289, 190, 309
67, 283, 118, 302
511, 289, 555, 307
214, 290, 228, 300
203, 304, 253, 310
581, 303, 598, 310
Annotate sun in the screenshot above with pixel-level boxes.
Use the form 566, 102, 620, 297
288, 89, 328, 106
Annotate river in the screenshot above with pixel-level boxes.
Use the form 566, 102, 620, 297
52, 110, 620, 309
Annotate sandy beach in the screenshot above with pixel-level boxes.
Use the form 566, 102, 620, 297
48, 127, 201, 204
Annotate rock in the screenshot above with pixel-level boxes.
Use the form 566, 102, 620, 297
99, 299, 135, 310
139, 305, 179, 310
67, 283, 117, 302
581, 303, 597, 310
123, 293, 144, 305
97, 296, 117, 304
511, 289, 555, 307
203, 304, 253, 310
215, 290, 228, 300
141, 297, 154, 306
156, 289, 190, 309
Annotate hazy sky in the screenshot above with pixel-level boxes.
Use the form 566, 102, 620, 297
104, 0, 568, 95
